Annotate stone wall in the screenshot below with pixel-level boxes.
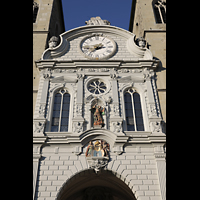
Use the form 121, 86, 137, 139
35, 144, 163, 200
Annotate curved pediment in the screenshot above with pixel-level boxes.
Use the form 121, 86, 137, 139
41, 23, 153, 61
80, 128, 128, 147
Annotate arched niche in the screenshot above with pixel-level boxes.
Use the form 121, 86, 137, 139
56, 169, 136, 200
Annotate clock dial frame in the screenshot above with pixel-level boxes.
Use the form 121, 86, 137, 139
79, 34, 117, 60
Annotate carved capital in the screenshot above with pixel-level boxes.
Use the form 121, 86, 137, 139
72, 121, 84, 133
42, 68, 52, 79
150, 121, 162, 133
33, 119, 46, 135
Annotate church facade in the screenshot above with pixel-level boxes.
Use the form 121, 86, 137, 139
33, 2, 166, 200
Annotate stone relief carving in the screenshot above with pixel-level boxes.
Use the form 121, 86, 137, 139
38, 104, 46, 117
85, 16, 110, 25
151, 121, 162, 133
76, 104, 83, 116
113, 104, 119, 116
136, 37, 146, 48
73, 121, 83, 133
149, 103, 158, 117
48, 36, 59, 48
110, 73, 117, 80
33, 121, 45, 134
113, 121, 122, 133
42, 68, 52, 79
85, 140, 110, 173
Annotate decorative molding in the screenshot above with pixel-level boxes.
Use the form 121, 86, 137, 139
42, 37, 69, 59
33, 118, 46, 136
127, 35, 153, 59
112, 121, 122, 133
86, 156, 109, 173
38, 103, 46, 117
150, 121, 162, 133
155, 153, 166, 158
72, 121, 84, 133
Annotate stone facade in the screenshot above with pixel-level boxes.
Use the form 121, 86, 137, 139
33, 0, 65, 115
33, 16, 166, 200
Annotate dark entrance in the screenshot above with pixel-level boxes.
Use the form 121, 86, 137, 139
57, 169, 136, 200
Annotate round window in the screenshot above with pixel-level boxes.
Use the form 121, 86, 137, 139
88, 79, 107, 94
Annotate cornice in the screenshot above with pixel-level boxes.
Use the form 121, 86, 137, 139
35, 59, 159, 70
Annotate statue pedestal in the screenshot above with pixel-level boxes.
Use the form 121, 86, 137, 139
94, 125, 102, 128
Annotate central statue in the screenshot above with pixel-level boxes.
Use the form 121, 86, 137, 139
90, 103, 105, 127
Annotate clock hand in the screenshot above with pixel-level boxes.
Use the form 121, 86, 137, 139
83, 43, 104, 52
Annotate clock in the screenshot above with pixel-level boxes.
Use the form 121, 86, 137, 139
79, 34, 116, 60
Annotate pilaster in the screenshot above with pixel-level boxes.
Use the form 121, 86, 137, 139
33, 137, 47, 200
153, 144, 166, 200
72, 73, 85, 133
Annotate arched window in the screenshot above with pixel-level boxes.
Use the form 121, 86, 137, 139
33, 2, 39, 23
153, 0, 166, 24
124, 88, 144, 131
51, 88, 70, 132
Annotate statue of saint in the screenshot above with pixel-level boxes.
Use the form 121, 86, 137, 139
85, 141, 94, 157
90, 103, 105, 127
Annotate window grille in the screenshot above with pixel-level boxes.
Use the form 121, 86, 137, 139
124, 88, 144, 131
153, 0, 166, 24
33, 2, 39, 23
51, 89, 70, 132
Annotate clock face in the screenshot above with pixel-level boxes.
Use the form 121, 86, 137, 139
80, 35, 116, 60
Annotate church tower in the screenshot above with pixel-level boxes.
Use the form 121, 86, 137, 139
129, 0, 166, 132
33, 16, 166, 200
33, 0, 65, 115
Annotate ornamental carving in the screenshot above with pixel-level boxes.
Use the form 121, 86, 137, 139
73, 121, 83, 133
85, 140, 110, 173
33, 121, 45, 134
85, 16, 110, 25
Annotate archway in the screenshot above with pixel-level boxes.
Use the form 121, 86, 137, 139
56, 169, 136, 200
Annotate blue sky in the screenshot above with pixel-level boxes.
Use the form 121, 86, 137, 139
61, 0, 133, 31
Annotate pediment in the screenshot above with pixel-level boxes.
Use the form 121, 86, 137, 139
41, 25, 153, 61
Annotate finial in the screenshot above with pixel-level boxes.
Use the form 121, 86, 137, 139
85, 16, 110, 25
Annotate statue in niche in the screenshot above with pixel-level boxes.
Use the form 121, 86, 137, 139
85, 140, 110, 157
90, 103, 105, 127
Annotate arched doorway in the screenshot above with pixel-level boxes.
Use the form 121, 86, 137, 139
56, 169, 136, 200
